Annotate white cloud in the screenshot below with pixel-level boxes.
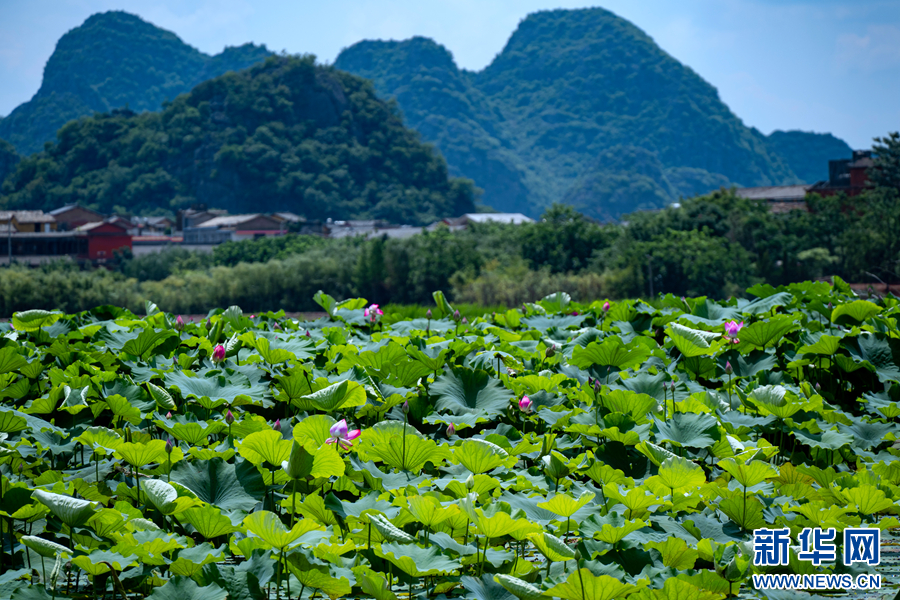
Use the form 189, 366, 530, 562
836, 24, 900, 72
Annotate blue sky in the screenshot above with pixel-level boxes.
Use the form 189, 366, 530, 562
0, 0, 898, 149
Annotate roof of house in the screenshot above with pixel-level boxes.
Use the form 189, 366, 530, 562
48, 204, 103, 217
196, 214, 266, 228
0, 210, 56, 223
76, 221, 130, 233
734, 185, 811, 201
273, 212, 305, 222
463, 213, 535, 224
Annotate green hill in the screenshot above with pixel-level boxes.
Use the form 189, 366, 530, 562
0, 139, 19, 186
336, 8, 850, 219
0, 56, 475, 224
765, 130, 853, 184
0, 11, 272, 155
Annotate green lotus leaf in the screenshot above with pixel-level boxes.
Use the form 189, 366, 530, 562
116, 440, 169, 467
164, 370, 270, 408
635, 441, 678, 467
147, 382, 176, 410
545, 570, 641, 600
581, 513, 647, 544
367, 513, 415, 543
20, 536, 71, 559
12, 310, 62, 332
666, 323, 720, 358
494, 574, 543, 600
838, 420, 895, 450
644, 537, 698, 570
831, 300, 881, 325
171, 457, 265, 513
738, 315, 797, 349
122, 328, 177, 359
71, 550, 137, 576
407, 344, 451, 372
169, 543, 226, 577
841, 485, 895, 516
718, 496, 765, 530
0, 409, 28, 433
797, 333, 843, 356
32, 490, 98, 529
657, 457, 706, 491
654, 413, 718, 449
537, 491, 595, 518
237, 429, 291, 466
527, 531, 575, 561
356, 421, 452, 472
717, 459, 778, 488
302, 380, 366, 412
146, 577, 227, 600
570, 336, 653, 370
791, 428, 853, 451
243, 511, 323, 551
454, 439, 515, 474
0, 348, 28, 375
286, 552, 353, 597
357, 571, 399, 600
432, 368, 514, 417
292, 414, 336, 446
180, 506, 237, 540
74, 427, 122, 454
845, 333, 900, 383
376, 542, 462, 577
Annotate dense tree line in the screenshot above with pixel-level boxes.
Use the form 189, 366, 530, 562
1, 134, 897, 316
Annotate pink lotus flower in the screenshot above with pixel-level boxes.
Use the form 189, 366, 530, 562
166, 411, 172, 419
175, 315, 185, 331
602, 301, 610, 312
447, 423, 456, 436
212, 344, 226, 363
225, 410, 235, 425
519, 396, 533, 414
273, 419, 281, 432
326, 419, 361, 450
364, 304, 384, 324
724, 321, 744, 344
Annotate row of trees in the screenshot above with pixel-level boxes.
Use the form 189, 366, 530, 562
1, 134, 897, 315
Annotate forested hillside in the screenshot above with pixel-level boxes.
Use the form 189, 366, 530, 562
0, 56, 475, 224
336, 8, 851, 219
0, 11, 272, 155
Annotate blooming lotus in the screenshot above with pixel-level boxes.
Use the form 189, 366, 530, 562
724, 320, 744, 344
364, 304, 383, 324
326, 419, 361, 450
212, 344, 226, 363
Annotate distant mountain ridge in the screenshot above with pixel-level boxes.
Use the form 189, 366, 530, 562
335, 8, 853, 218
0, 11, 272, 155
0, 8, 854, 220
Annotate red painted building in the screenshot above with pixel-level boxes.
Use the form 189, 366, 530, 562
76, 221, 132, 262
808, 150, 873, 197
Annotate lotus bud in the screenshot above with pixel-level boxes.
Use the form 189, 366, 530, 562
816, 382, 821, 391
465, 474, 475, 490
426, 309, 432, 319
250, 314, 256, 319
305, 330, 311, 337
165, 438, 174, 454
225, 410, 235, 425
574, 549, 582, 562
402, 400, 410, 415
274, 323, 282, 330
175, 315, 184, 331
166, 411, 172, 419
724, 361, 733, 375
593, 379, 601, 393
827, 302, 833, 310
546, 345, 556, 358
212, 344, 226, 364
453, 309, 461, 322
273, 419, 281, 432
603, 301, 610, 312
519, 396, 533, 414
447, 423, 456, 437
461, 317, 468, 325
18, 462, 24, 474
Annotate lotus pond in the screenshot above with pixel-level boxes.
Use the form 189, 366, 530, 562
1, 282, 899, 600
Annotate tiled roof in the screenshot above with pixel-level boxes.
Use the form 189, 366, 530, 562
735, 185, 810, 201
0, 210, 56, 223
